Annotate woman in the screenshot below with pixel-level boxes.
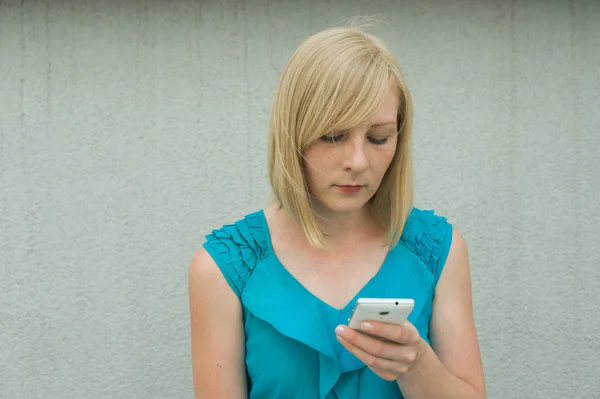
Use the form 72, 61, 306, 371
189, 25, 486, 399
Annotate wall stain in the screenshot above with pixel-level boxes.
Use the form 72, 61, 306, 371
46, 0, 52, 132
266, 0, 279, 74
241, 0, 253, 207
194, 0, 203, 111
0, 0, 3, 171
19, 0, 26, 171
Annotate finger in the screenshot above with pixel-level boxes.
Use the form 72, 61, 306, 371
336, 325, 397, 361
361, 320, 421, 346
336, 335, 400, 380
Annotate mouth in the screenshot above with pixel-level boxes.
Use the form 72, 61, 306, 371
334, 184, 365, 194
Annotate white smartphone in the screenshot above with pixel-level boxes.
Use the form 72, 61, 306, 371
347, 298, 415, 329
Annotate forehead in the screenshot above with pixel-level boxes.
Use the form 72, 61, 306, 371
371, 86, 399, 126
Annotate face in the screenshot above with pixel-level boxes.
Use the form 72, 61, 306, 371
303, 86, 399, 216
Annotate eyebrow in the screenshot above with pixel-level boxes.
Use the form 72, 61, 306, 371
369, 122, 397, 128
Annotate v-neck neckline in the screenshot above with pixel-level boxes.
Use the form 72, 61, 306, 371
257, 209, 395, 313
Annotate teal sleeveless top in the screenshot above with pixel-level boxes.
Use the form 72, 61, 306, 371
202, 207, 453, 399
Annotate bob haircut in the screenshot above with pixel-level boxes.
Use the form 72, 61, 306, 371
267, 25, 414, 250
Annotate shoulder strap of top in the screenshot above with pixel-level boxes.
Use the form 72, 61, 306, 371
400, 208, 454, 287
202, 211, 269, 298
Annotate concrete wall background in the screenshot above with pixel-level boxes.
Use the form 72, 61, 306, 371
1, 0, 599, 398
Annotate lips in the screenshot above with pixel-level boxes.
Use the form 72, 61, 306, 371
334, 185, 365, 194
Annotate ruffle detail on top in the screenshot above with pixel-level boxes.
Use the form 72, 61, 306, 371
202, 212, 269, 298
400, 208, 453, 285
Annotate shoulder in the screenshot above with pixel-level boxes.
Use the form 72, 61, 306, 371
188, 246, 233, 301
201, 210, 270, 298
439, 226, 470, 286
399, 207, 454, 284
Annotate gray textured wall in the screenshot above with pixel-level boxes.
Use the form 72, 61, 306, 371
1, 1, 599, 398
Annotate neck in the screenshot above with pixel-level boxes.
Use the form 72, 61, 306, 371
310, 202, 374, 241
306, 199, 389, 255
267, 201, 386, 253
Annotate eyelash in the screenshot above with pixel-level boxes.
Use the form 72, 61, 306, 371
320, 134, 390, 145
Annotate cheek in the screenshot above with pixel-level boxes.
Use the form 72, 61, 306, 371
372, 146, 397, 177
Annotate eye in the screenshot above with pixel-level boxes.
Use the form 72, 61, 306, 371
320, 133, 345, 143
367, 136, 390, 145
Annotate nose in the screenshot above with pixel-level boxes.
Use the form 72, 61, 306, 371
343, 136, 369, 173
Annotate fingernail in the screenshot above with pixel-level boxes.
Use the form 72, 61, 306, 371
335, 325, 345, 334
361, 322, 372, 331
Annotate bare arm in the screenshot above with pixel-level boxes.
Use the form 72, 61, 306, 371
188, 248, 247, 399
397, 227, 486, 398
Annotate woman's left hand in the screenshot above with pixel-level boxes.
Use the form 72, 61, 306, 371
335, 320, 426, 381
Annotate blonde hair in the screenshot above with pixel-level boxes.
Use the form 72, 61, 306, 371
267, 24, 414, 250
